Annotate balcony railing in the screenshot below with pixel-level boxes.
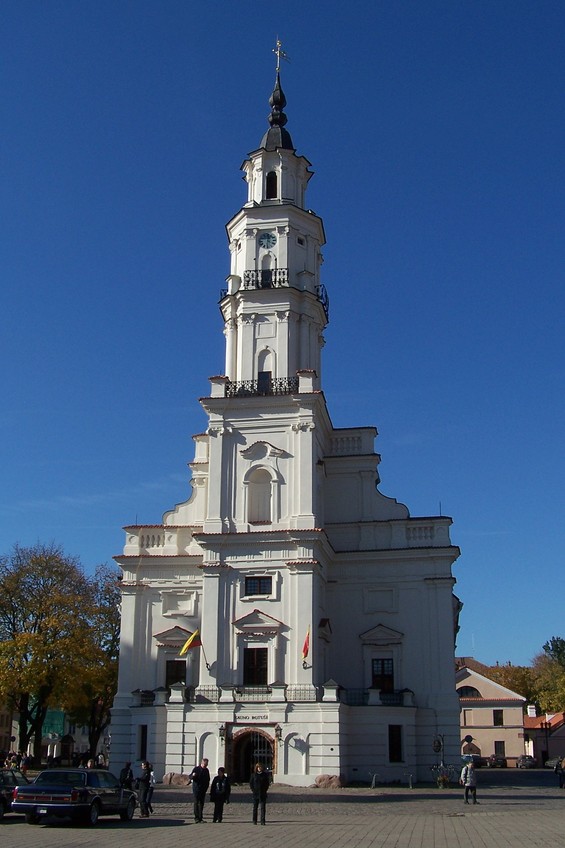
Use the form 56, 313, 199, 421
138, 684, 409, 707
243, 269, 289, 289
219, 270, 329, 320
234, 686, 272, 702
339, 689, 404, 706
226, 376, 299, 398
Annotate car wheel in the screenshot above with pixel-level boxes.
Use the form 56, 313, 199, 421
85, 802, 100, 826
120, 797, 136, 822
25, 812, 40, 825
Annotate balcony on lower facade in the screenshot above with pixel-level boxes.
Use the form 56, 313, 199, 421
340, 688, 414, 707
226, 376, 299, 398
157, 684, 415, 707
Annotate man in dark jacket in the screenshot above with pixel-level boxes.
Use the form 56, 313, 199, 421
189, 758, 211, 822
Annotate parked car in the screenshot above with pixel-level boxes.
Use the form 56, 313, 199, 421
516, 755, 537, 769
544, 756, 563, 770
12, 768, 137, 825
486, 754, 507, 768
461, 754, 487, 768
0, 769, 30, 820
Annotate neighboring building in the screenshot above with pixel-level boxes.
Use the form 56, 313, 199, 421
11, 708, 107, 765
456, 659, 526, 764
110, 65, 462, 786
523, 709, 565, 765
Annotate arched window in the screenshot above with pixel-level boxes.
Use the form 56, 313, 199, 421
248, 468, 272, 524
457, 686, 482, 698
266, 171, 278, 199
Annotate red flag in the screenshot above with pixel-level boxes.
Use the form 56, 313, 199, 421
302, 626, 310, 660
179, 629, 202, 656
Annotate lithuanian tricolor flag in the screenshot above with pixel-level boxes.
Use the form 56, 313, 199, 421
179, 629, 202, 656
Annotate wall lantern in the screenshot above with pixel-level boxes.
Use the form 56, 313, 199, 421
219, 724, 226, 743
274, 724, 282, 745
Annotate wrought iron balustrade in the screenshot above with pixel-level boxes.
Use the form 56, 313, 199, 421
243, 268, 289, 289
186, 686, 220, 703
234, 686, 272, 702
340, 688, 404, 706
316, 284, 330, 320
219, 272, 329, 320
285, 685, 320, 702
226, 376, 299, 397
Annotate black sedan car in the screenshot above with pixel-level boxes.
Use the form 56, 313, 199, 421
0, 769, 30, 819
12, 768, 137, 825
486, 754, 507, 768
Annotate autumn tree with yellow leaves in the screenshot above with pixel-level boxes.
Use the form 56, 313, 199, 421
0, 543, 120, 762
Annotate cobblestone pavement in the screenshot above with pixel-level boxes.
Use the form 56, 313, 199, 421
3, 776, 565, 848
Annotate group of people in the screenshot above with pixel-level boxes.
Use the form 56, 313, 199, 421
188, 758, 270, 825
123, 756, 271, 824
120, 760, 156, 817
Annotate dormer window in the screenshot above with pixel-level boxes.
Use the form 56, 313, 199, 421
266, 171, 278, 199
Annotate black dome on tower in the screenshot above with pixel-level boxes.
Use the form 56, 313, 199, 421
260, 72, 294, 151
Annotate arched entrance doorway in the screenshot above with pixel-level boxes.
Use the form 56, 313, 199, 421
231, 730, 274, 782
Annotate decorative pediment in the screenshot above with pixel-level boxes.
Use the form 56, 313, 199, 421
233, 608, 285, 636
359, 624, 404, 646
240, 441, 287, 460
153, 626, 191, 647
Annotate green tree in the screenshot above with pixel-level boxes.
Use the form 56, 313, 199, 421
542, 637, 565, 667
60, 565, 121, 757
0, 543, 112, 762
531, 637, 565, 712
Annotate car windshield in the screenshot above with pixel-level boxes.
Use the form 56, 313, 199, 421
35, 771, 87, 787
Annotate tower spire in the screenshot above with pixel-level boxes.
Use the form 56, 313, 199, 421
260, 40, 294, 151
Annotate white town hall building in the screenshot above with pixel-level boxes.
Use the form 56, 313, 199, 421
110, 64, 462, 786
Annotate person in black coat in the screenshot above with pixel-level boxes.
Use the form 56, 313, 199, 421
210, 766, 231, 822
249, 762, 270, 825
137, 761, 152, 818
119, 761, 134, 790
189, 758, 211, 822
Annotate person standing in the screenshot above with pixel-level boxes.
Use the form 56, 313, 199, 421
189, 757, 210, 822
250, 762, 270, 825
119, 761, 134, 790
146, 762, 156, 813
137, 761, 152, 818
210, 766, 231, 822
460, 759, 478, 804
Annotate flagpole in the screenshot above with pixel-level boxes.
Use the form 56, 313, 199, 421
202, 643, 211, 671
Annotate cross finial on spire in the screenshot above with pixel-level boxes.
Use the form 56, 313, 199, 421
273, 38, 290, 74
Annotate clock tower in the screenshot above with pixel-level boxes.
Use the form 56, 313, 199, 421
221, 70, 328, 388
111, 53, 462, 788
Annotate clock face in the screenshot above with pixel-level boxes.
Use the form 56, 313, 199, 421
258, 232, 277, 249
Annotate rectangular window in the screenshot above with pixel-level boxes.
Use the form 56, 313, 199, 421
463, 709, 473, 727
243, 648, 268, 685
388, 725, 403, 762
166, 659, 186, 689
138, 725, 147, 761
494, 740, 506, 757
372, 658, 394, 692
244, 576, 272, 596
493, 709, 504, 727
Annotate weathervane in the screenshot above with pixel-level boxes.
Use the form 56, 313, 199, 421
273, 38, 290, 73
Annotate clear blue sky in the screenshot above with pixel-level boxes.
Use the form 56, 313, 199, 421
1, 1, 563, 667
